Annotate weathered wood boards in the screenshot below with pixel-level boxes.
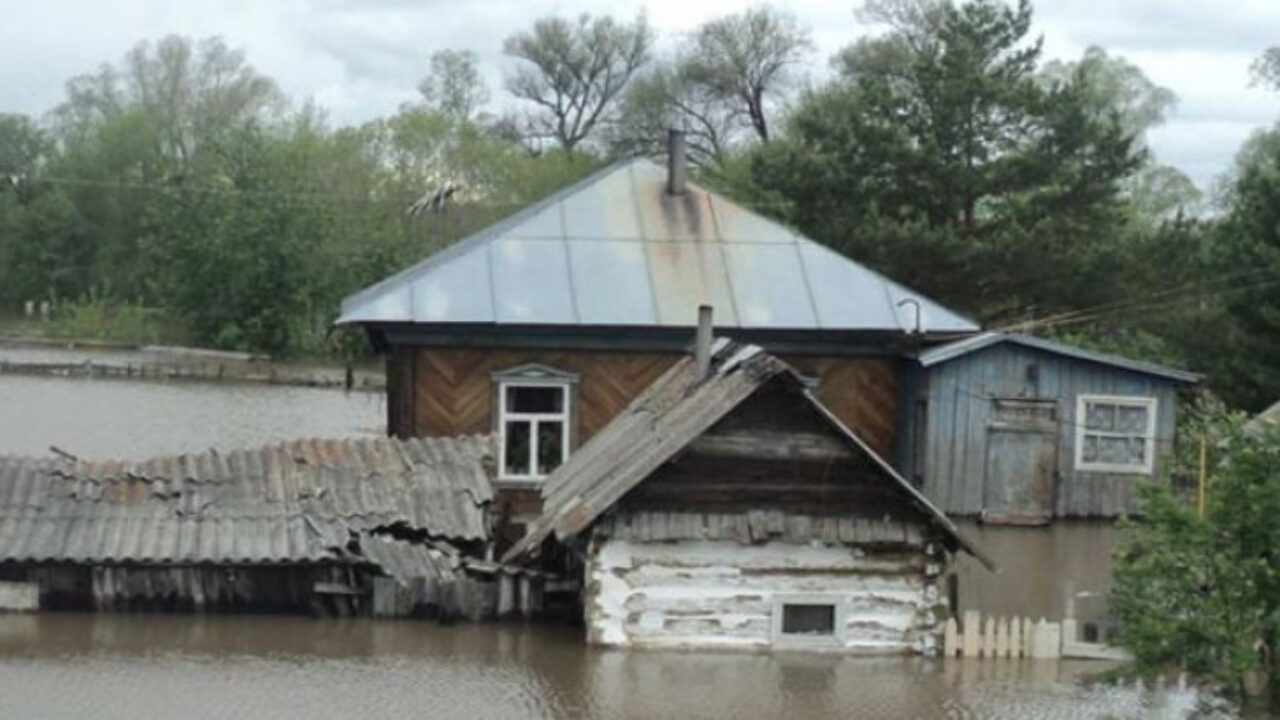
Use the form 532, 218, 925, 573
941, 611, 1128, 660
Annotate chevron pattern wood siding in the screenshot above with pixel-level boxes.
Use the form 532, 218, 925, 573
391, 348, 899, 460
782, 355, 899, 460
409, 349, 682, 443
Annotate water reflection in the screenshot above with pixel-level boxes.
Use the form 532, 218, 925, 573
0, 614, 1206, 720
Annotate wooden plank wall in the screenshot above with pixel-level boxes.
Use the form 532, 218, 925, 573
389, 347, 900, 460
908, 344, 1180, 517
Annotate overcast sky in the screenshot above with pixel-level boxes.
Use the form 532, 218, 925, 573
2, 0, 1278, 192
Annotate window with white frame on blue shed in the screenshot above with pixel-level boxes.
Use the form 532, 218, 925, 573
1074, 395, 1157, 474
493, 365, 577, 481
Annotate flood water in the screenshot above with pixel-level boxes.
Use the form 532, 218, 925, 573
0, 348, 1216, 718
0, 614, 1204, 720
0, 367, 384, 460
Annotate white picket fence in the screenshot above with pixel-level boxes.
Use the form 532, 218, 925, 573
943, 610, 1130, 660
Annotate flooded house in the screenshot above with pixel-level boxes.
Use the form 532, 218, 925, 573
898, 332, 1199, 630
335, 131, 978, 539
335, 132, 1202, 646
0, 436, 531, 619
503, 335, 992, 652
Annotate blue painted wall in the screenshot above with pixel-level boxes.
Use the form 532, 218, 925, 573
899, 342, 1183, 518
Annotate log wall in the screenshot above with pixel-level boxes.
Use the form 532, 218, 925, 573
583, 536, 943, 653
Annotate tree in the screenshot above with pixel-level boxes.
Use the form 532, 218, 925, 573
609, 63, 743, 165
1251, 46, 1280, 92
681, 5, 811, 143
749, 0, 1144, 320
610, 5, 811, 164
503, 13, 653, 153
418, 49, 489, 121
1112, 415, 1280, 712
1207, 123, 1280, 410
1040, 46, 1200, 220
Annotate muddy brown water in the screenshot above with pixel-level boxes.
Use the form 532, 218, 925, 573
0, 349, 1212, 718
0, 614, 1201, 720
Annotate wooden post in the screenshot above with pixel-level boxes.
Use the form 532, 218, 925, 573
1009, 616, 1022, 658
944, 617, 959, 657
1198, 434, 1208, 518
995, 617, 1010, 658
982, 615, 996, 657
961, 610, 980, 657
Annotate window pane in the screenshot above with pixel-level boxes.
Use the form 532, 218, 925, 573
1081, 435, 1099, 463
537, 421, 564, 475
1085, 402, 1115, 431
1129, 438, 1147, 465
507, 385, 564, 414
1097, 436, 1132, 465
781, 604, 835, 636
504, 421, 531, 475
1116, 405, 1148, 433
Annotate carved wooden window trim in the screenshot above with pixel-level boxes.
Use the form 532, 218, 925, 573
492, 364, 579, 484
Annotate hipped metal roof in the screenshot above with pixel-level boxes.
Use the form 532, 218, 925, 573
917, 332, 1201, 384
337, 159, 977, 334
0, 436, 495, 571
503, 339, 993, 569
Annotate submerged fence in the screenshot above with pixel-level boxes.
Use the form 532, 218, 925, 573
943, 610, 1130, 661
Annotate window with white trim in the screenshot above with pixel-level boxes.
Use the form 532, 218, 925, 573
1075, 395, 1157, 474
493, 365, 576, 482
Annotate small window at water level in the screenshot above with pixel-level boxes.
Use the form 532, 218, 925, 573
1075, 395, 1157, 474
500, 383, 569, 480
781, 604, 836, 636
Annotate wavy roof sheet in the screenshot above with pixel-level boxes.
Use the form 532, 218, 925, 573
337, 159, 977, 334
0, 436, 495, 567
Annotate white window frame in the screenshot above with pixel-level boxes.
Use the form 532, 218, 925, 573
1074, 394, 1157, 475
494, 366, 575, 484
771, 593, 848, 647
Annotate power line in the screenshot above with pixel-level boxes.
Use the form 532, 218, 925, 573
997, 271, 1280, 335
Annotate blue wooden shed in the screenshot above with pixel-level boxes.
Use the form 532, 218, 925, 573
898, 333, 1200, 522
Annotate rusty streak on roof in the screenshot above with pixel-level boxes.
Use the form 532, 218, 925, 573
337, 159, 977, 335
0, 436, 495, 569
502, 339, 994, 570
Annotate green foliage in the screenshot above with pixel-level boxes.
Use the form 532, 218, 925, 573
750, 0, 1143, 320
1112, 415, 1280, 711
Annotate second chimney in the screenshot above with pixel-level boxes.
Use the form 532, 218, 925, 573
667, 129, 687, 195
695, 304, 713, 379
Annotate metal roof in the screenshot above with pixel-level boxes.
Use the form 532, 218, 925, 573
916, 332, 1201, 384
337, 158, 977, 334
502, 339, 993, 569
0, 436, 495, 568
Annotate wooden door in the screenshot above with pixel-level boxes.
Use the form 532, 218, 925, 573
982, 399, 1058, 523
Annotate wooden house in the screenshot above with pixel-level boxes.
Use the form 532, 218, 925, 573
336, 132, 977, 529
504, 338, 992, 652
897, 332, 1199, 626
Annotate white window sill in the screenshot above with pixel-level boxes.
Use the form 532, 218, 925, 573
1076, 463, 1153, 475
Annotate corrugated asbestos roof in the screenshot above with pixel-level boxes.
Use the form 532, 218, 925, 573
337, 158, 977, 334
916, 332, 1201, 384
502, 339, 993, 569
0, 436, 495, 570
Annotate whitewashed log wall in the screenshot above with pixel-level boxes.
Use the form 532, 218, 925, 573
584, 538, 943, 653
